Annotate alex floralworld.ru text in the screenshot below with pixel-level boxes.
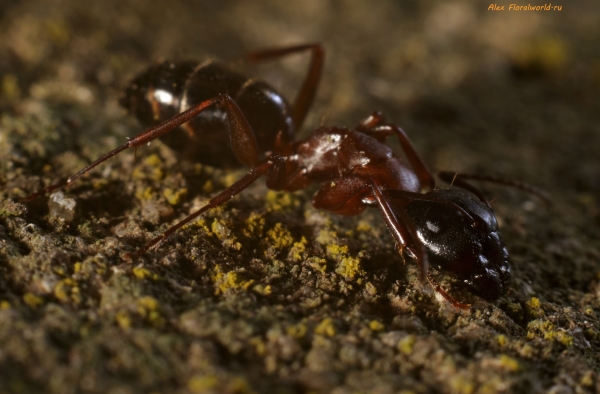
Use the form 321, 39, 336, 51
488, 4, 563, 11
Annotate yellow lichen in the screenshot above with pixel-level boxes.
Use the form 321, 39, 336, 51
212, 265, 255, 295
244, 212, 265, 237
327, 244, 365, 279
300, 297, 322, 309
497, 355, 520, 372
54, 278, 81, 304
266, 223, 294, 249
496, 334, 508, 347
513, 36, 568, 75
449, 375, 475, 394
289, 237, 308, 261
265, 190, 298, 211
519, 344, 535, 358
135, 187, 154, 201
202, 180, 214, 193
191, 218, 211, 234
1, 74, 21, 98
132, 266, 158, 281
398, 335, 416, 355
92, 178, 109, 190
580, 371, 594, 387
550, 331, 574, 346
307, 257, 327, 274
163, 188, 188, 205
23, 293, 44, 308
144, 153, 162, 167
527, 297, 544, 317
132, 297, 163, 327
249, 337, 267, 356
137, 296, 158, 312
252, 284, 272, 296
211, 218, 232, 241
286, 324, 307, 338
187, 375, 219, 393
356, 220, 372, 232
53, 267, 66, 276
369, 320, 385, 331
326, 243, 347, 256
115, 310, 131, 329
223, 170, 246, 187
0, 301, 10, 310
132, 154, 164, 181
45, 19, 71, 46
226, 377, 254, 394
364, 281, 377, 296
527, 319, 574, 346
314, 318, 336, 337
315, 229, 337, 245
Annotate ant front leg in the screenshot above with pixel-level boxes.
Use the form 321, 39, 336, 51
245, 44, 324, 130
23, 94, 260, 201
369, 182, 429, 280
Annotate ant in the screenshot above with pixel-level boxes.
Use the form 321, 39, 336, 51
23, 44, 549, 309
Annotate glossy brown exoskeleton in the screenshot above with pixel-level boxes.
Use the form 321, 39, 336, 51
24, 44, 548, 308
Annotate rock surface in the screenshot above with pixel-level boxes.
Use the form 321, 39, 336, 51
0, 1, 599, 393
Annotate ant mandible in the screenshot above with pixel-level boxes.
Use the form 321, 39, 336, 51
24, 44, 549, 309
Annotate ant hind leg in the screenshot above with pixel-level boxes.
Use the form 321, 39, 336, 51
357, 122, 436, 191
23, 94, 261, 201
125, 155, 287, 259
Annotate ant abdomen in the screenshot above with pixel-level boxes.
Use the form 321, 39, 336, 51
120, 60, 295, 167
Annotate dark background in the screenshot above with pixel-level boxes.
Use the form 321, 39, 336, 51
0, 1, 599, 393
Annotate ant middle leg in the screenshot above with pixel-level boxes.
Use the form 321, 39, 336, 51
23, 94, 260, 201
244, 44, 325, 130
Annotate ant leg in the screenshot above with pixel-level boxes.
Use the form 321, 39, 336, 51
312, 175, 371, 216
312, 177, 431, 281
23, 94, 260, 201
438, 171, 551, 205
244, 44, 324, 130
356, 111, 386, 131
125, 155, 286, 259
358, 124, 436, 191
370, 181, 428, 281
426, 272, 471, 309
437, 172, 490, 207
376, 186, 472, 309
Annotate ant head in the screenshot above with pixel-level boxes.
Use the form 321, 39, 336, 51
405, 188, 511, 301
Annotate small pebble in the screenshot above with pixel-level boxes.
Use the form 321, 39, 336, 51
49, 191, 76, 221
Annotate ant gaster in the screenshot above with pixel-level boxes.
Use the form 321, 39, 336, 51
24, 44, 549, 309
